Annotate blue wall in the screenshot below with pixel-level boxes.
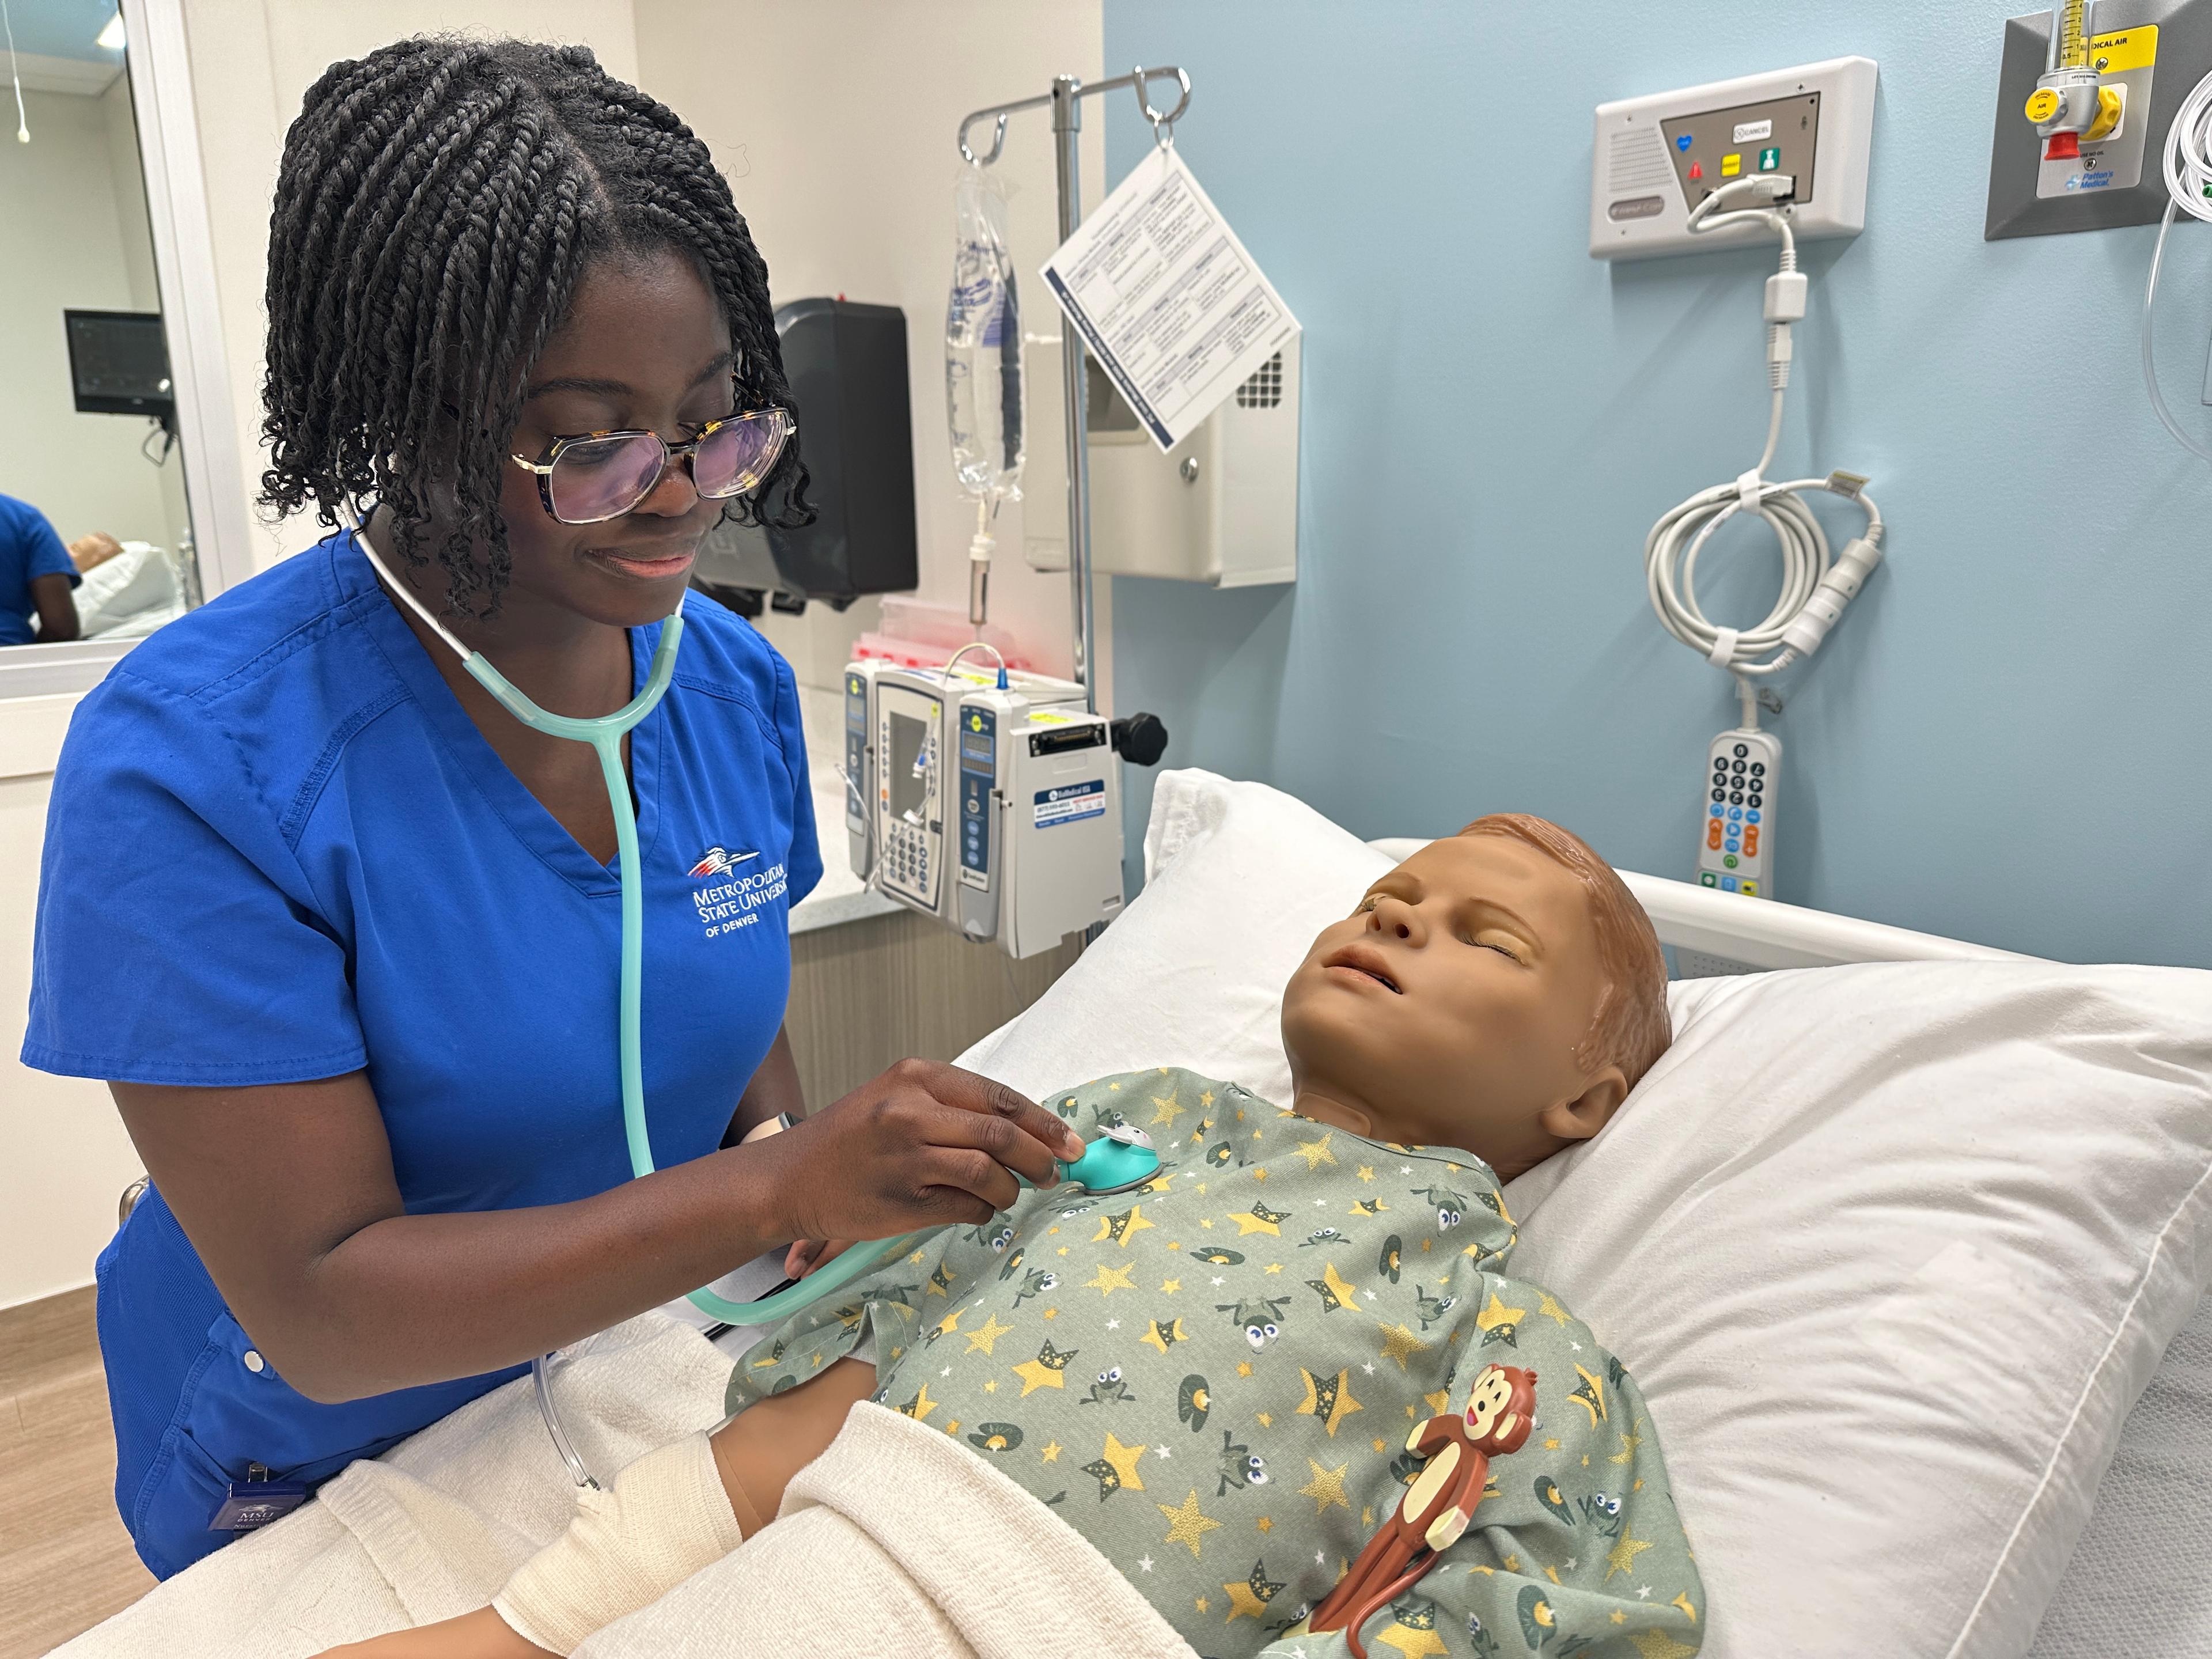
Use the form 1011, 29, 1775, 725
1101, 0, 2212, 968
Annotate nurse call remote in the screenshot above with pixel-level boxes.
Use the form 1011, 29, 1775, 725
1698, 728, 1778, 897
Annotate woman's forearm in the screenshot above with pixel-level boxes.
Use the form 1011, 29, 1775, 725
287, 1146, 791, 1402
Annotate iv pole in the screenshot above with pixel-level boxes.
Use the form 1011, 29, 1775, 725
957, 66, 1191, 715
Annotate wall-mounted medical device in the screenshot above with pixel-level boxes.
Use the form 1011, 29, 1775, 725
1609, 61, 1888, 900
1066, 339, 1300, 588
1986, 2, 2212, 238
1590, 58, 1876, 262
842, 658, 1132, 957
691, 298, 917, 618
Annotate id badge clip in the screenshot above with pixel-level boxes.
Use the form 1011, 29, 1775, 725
210, 1461, 308, 1532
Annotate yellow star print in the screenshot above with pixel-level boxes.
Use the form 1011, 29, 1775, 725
1375, 1622, 1449, 1659
932, 1308, 963, 1341
1422, 1388, 1451, 1417
1161, 1278, 1182, 1294
1093, 1432, 1147, 1493
1084, 1259, 1137, 1297
1294, 1368, 1363, 1438
1157, 1489, 1224, 1558
1094, 1206, 1156, 1245
1613, 1418, 1646, 1464
1310, 1259, 1361, 1312
1228, 1207, 1283, 1237
1151, 1094, 1185, 1127
1376, 1322, 1433, 1372
1672, 1592, 1698, 1623
1605, 1529, 1655, 1582
964, 1313, 1014, 1356
1012, 1357, 1069, 1397
900, 1383, 938, 1422
1221, 1560, 1284, 1623
1537, 1289, 1571, 1325
1298, 1459, 1352, 1514
1628, 1631, 1699, 1659
1475, 1290, 1526, 1335
1291, 1132, 1338, 1170
1357, 1164, 1376, 1183
1141, 1318, 1188, 1354
1040, 1441, 1062, 1463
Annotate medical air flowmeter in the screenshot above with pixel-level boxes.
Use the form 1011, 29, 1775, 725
1592, 60, 1886, 902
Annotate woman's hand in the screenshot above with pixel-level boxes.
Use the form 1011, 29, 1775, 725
757, 1060, 1081, 1246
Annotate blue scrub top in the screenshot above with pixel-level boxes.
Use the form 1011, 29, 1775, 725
0, 492, 79, 645
23, 528, 821, 1578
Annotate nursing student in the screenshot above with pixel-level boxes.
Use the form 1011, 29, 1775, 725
22, 38, 1081, 1580
0, 490, 81, 644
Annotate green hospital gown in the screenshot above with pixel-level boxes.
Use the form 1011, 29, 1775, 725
728, 1070, 1704, 1659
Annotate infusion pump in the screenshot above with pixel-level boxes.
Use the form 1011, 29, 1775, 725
842, 660, 1127, 958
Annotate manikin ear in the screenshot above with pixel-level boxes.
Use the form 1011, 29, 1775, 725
1536, 1066, 1628, 1146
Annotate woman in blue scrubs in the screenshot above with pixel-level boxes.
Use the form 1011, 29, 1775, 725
22, 38, 1080, 1581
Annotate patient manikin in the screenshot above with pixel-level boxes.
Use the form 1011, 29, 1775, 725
329, 816, 1703, 1659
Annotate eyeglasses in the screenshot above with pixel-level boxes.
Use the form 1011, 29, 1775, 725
510, 407, 794, 525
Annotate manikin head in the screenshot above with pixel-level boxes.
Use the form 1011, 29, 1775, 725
1279, 816, 1671, 1180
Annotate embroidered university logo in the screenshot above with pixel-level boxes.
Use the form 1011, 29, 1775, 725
688, 846, 761, 878
688, 844, 787, 940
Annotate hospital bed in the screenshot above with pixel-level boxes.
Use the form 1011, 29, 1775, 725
52, 771, 2212, 1659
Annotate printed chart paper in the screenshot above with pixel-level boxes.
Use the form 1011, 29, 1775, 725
1041, 145, 1300, 453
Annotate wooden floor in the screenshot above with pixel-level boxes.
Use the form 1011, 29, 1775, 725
0, 1286, 153, 1658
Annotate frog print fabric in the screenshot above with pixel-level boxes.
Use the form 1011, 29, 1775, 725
728, 1070, 1703, 1659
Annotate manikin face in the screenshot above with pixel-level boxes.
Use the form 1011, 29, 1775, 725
488, 247, 738, 628
1279, 836, 1627, 1178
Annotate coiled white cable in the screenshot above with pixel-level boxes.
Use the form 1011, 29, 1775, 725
1646, 176, 1884, 729
2142, 64, 2212, 462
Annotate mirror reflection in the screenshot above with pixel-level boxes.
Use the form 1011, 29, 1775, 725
1, 0, 199, 648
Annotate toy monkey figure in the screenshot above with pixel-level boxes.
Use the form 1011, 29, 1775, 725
1303, 1363, 1539, 1659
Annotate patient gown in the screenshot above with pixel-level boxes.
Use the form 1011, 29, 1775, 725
729, 1070, 1705, 1659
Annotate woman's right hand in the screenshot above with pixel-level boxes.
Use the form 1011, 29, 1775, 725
756, 1060, 1084, 1248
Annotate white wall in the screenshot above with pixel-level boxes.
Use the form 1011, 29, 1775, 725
0, 86, 191, 555
634, 0, 1111, 695
0, 699, 142, 1312
179, 0, 642, 573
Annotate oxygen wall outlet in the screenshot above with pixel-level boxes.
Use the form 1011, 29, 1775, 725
1986, 1, 2212, 238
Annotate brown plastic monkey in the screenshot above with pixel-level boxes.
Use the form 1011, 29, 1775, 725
1303, 1362, 1540, 1658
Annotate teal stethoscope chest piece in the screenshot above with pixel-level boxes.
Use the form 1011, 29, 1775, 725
1063, 1122, 1161, 1195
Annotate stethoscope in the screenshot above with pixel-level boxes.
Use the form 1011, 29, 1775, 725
345, 511, 1160, 1485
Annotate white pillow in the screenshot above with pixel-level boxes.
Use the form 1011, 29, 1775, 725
955, 769, 2212, 1659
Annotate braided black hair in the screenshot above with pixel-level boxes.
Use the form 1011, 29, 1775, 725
260, 37, 808, 616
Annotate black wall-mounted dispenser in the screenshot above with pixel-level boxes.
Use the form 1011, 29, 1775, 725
694, 298, 918, 615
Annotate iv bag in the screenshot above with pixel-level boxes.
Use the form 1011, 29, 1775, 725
945, 165, 1025, 504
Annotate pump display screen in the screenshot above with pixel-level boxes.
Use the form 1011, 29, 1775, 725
889, 711, 930, 823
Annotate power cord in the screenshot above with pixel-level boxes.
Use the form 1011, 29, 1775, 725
2143, 63, 2212, 462
1645, 174, 1885, 730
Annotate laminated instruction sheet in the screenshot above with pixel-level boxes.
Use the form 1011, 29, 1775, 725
1041, 144, 1300, 453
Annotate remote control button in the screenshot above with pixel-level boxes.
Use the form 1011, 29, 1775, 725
1724, 839, 1740, 854
1745, 809, 1760, 824
1707, 822, 1724, 850
1729, 790, 1744, 805
1748, 792, 1763, 808
1710, 804, 1726, 817
1728, 806, 1742, 821
1700, 872, 1718, 887
1732, 759, 1746, 773
1733, 744, 1748, 759
1723, 854, 1738, 869
1712, 789, 1726, 802
1750, 761, 1765, 775
1741, 879, 1759, 896
1744, 827, 1760, 855
1721, 874, 1738, 891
